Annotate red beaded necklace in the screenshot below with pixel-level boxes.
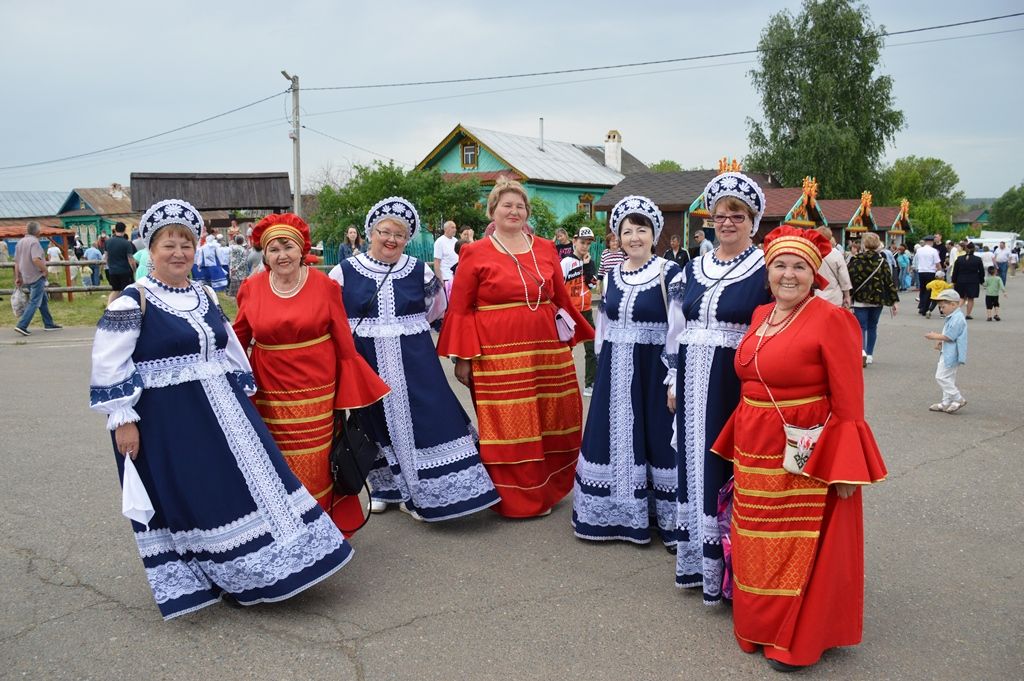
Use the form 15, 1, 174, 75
737, 294, 813, 367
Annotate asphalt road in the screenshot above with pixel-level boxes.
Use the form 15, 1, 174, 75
1, 285, 1021, 680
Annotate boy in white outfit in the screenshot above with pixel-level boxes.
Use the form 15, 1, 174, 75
925, 289, 968, 413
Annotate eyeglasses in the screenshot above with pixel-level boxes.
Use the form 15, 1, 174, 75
374, 228, 408, 242
712, 213, 749, 225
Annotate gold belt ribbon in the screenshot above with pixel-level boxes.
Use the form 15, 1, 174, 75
255, 333, 331, 351
477, 300, 552, 311
743, 394, 825, 408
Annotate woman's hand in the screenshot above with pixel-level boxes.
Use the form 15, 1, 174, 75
454, 358, 473, 387
115, 422, 140, 460
667, 387, 676, 414
834, 482, 856, 499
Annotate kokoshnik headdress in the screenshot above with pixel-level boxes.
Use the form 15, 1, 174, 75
610, 195, 665, 242
703, 172, 766, 237
364, 196, 420, 240
139, 199, 203, 247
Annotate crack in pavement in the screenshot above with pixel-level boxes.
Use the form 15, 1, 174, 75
889, 422, 1024, 480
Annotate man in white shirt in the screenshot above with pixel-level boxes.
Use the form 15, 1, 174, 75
913, 235, 941, 316
433, 220, 459, 283
814, 226, 852, 307
694, 230, 714, 256
993, 241, 1011, 283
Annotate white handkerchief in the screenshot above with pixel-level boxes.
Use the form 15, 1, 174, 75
122, 456, 155, 529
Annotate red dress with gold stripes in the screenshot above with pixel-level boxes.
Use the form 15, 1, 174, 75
233, 268, 390, 534
712, 297, 887, 666
437, 237, 594, 517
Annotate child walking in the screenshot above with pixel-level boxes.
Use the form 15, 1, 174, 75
983, 265, 1006, 321
924, 269, 952, 319
925, 289, 968, 413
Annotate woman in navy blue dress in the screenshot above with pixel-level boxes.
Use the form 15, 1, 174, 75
573, 196, 681, 547
666, 172, 771, 603
90, 199, 352, 620
329, 197, 498, 521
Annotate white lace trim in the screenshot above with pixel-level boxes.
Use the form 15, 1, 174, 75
137, 350, 235, 388
134, 489, 318, 558
608, 341, 635, 500
352, 314, 430, 338
673, 327, 745, 349
575, 460, 677, 493
107, 407, 141, 430
676, 343, 713, 578
406, 464, 496, 511
687, 249, 764, 331
200, 374, 305, 542
573, 483, 677, 536
605, 325, 667, 346
145, 513, 344, 603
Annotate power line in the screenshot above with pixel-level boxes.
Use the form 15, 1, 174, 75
303, 12, 1024, 91
302, 126, 413, 166
0, 89, 288, 171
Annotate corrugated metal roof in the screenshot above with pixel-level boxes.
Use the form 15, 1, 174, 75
463, 126, 629, 186
73, 185, 134, 215
0, 191, 68, 218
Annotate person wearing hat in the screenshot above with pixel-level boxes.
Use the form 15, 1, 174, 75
925, 288, 968, 412
329, 197, 499, 521
664, 171, 772, 604
572, 196, 682, 547
560, 226, 598, 395
89, 200, 358, 620
438, 177, 594, 518
234, 213, 390, 534
712, 225, 887, 672
912, 235, 941, 316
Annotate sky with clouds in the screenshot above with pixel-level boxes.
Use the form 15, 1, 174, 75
2, 1, 1021, 200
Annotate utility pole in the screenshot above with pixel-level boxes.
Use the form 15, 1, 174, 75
282, 70, 301, 217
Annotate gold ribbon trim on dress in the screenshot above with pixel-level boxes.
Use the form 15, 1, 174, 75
477, 300, 552, 311
255, 333, 331, 351
743, 395, 825, 408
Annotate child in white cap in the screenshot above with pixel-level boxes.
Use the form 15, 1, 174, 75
924, 288, 968, 413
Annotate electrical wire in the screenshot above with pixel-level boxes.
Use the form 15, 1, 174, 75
302, 126, 413, 167
303, 12, 1024, 91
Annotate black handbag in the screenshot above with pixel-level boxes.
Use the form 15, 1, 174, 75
329, 409, 378, 496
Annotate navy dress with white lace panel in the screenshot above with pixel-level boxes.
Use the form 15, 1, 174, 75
334, 253, 499, 521
664, 245, 769, 603
572, 256, 681, 546
89, 278, 352, 620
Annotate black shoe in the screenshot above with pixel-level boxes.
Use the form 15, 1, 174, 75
965, 315, 973, 320
766, 658, 805, 673
14, 326, 31, 336
995, 315, 1001, 321
43, 324, 63, 331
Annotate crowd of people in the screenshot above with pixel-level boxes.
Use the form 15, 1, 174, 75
93, 171, 1024, 672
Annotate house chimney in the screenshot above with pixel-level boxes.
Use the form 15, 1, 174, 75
604, 130, 622, 173
539, 117, 544, 152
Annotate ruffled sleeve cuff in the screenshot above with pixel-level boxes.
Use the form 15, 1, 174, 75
436, 310, 483, 359
663, 367, 677, 393
106, 406, 141, 430
335, 356, 391, 410
568, 304, 596, 346
710, 414, 738, 462
803, 419, 888, 485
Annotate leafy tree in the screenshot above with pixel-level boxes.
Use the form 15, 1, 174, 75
988, 184, 1024, 231
745, 0, 905, 198
649, 159, 683, 173
528, 196, 559, 238
907, 199, 952, 244
312, 161, 485, 243
876, 156, 965, 213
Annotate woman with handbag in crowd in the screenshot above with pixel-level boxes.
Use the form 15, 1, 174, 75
90, 200, 355, 619
329, 197, 499, 521
711, 225, 887, 672
847, 232, 899, 367
665, 170, 771, 604
233, 213, 390, 534
438, 178, 594, 518
572, 196, 682, 547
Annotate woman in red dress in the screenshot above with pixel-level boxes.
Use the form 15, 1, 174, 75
712, 226, 887, 672
234, 214, 389, 534
437, 178, 594, 517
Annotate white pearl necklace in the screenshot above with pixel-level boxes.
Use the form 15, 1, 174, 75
492, 232, 545, 311
270, 266, 307, 298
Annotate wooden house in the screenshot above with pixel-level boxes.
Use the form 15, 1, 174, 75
417, 124, 648, 223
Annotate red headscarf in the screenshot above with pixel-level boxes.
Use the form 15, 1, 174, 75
762, 225, 833, 290
251, 213, 311, 254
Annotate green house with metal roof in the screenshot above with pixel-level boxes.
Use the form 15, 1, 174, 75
416, 123, 648, 222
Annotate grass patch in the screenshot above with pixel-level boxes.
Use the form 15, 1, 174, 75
1, 268, 239, 328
